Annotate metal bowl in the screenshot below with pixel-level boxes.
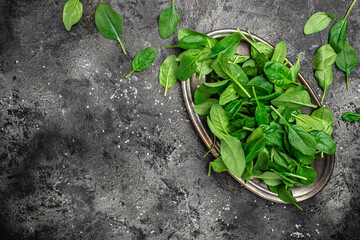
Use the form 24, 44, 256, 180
181, 29, 335, 203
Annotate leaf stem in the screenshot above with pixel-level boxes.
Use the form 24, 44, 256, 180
247, 30, 257, 43
172, 0, 175, 9
344, 0, 357, 20
237, 29, 262, 53
270, 105, 290, 128
346, 72, 350, 90
284, 172, 307, 181
321, 88, 327, 105
327, 13, 343, 20
126, 69, 135, 78
204, 135, 216, 158
243, 127, 254, 132
252, 86, 260, 106
117, 37, 127, 55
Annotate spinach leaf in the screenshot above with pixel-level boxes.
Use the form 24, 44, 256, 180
264, 61, 298, 86
335, 41, 359, 89
193, 98, 219, 116
271, 147, 289, 169
224, 99, 243, 120
329, 20, 348, 53
292, 114, 325, 132
210, 56, 229, 79
208, 33, 241, 59
177, 28, 218, 49
278, 185, 300, 208
167, 35, 208, 49
311, 107, 334, 135
290, 53, 302, 82
271, 106, 316, 156
95, 2, 127, 54
256, 171, 282, 186
309, 130, 336, 154
158, 0, 180, 39
197, 59, 213, 80
126, 47, 157, 77
208, 156, 228, 176
217, 53, 251, 98
253, 87, 269, 125
295, 165, 317, 185
244, 137, 266, 163
271, 86, 317, 110
314, 66, 333, 104
197, 80, 229, 94
251, 42, 274, 59
242, 59, 257, 77
62, 0, 83, 31
175, 49, 202, 61
177, 52, 201, 81
194, 88, 212, 104
313, 44, 337, 70
209, 104, 229, 134
219, 83, 239, 106
230, 55, 251, 64
290, 146, 316, 165
159, 55, 178, 96
304, 12, 335, 35
221, 135, 246, 178
271, 41, 287, 63
248, 76, 274, 94
254, 151, 269, 171
341, 112, 360, 122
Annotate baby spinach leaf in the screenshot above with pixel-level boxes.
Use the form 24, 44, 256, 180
219, 83, 239, 106
291, 146, 316, 165
62, 0, 83, 31
217, 53, 251, 98
158, 0, 180, 39
309, 130, 336, 154
193, 98, 219, 116
194, 88, 212, 104
220, 135, 246, 178
95, 2, 127, 55
208, 33, 241, 59
207, 116, 225, 140
290, 53, 302, 82
341, 111, 360, 121
295, 165, 317, 185
197, 59, 213, 80
271, 106, 316, 156
335, 41, 359, 89
176, 53, 201, 81
126, 47, 157, 77
292, 114, 325, 132
271, 147, 289, 169
224, 99, 243, 120
304, 12, 333, 35
253, 87, 269, 125
230, 55, 250, 64
271, 41, 287, 63
313, 44, 337, 70
198, 80, 229, 94
278, 185, 300, 208
271, 86, 317, 110
311, 107, 334, 135
264, 61, 298, 86
208, 156, 228, 176
210, 56, 229, 79
210, 104, 229, 134
254, 151, 269, 171
248, 76, 274, 94
251, 42, 274, 59
167, 35, 208, 49
176, 49, 201, 62
242, 59, 257, 77
177, 28, 218, 49
329, 20, 348, 53
244, 136, 266, 163
256, 171, 282, 186
159, 55, 178, 96
314, 65, 333, 104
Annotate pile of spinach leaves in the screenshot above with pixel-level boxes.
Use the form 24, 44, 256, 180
304, 0, 358, 103
160, 28, 336, 208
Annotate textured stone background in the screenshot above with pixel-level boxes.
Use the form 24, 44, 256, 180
0, 0, 359, 239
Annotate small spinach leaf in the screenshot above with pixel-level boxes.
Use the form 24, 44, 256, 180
159, 55, 178, 96
62, 0, 83, 31
158, 0, 180, 39
126, 47, 157, 77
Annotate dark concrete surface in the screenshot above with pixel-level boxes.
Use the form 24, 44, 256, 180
0, 0, 359, 239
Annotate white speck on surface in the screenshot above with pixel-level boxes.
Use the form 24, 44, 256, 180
315, 229, 320, 234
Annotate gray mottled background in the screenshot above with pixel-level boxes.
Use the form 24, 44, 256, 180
0, 0, 359, 239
